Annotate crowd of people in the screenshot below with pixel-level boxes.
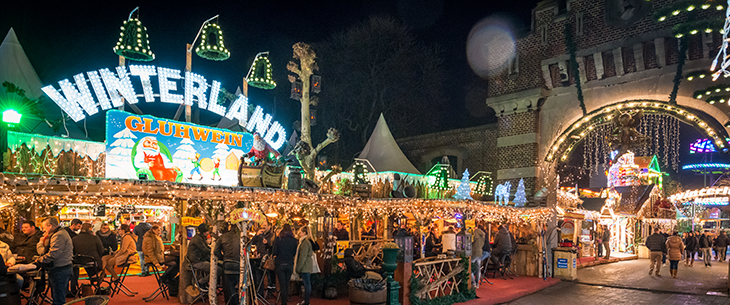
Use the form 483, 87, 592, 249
645, 228, 730, 279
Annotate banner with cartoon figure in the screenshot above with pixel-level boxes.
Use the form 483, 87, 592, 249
106, 110, 261, 186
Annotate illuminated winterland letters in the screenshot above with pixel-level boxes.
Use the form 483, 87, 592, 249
42, 65, 285, 149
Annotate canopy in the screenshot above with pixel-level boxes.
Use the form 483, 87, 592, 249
0, 28, 86, 139
353, 113, 420, 175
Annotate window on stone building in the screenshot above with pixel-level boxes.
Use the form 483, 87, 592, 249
576, 12, 584, 36
540, 25, 548, 46
508, 53, 519, 76
430, 156, 458, 178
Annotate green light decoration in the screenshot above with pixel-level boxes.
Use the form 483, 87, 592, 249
2, 109, 21, 124
472, 172, 493, 196
654, 0, 721, 22
246, 52, 276, 89
426, 161, 450, 191
113, 12, 155, 61
195, 22, 230, 61
672, 19, 725, 38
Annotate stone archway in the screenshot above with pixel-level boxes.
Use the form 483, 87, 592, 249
544, 100, 730, 163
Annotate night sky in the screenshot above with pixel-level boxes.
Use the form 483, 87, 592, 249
0, 0, 538, 142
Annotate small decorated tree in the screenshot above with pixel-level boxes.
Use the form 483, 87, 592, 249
453, 169, 473, 200
513, 178, 527, 207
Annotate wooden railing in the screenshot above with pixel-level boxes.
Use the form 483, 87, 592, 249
412, 257, 464, 300
347, 239, 393, 267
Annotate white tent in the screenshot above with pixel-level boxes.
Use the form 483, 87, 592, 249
354, 113, 421, 175
0, 28, 86, 139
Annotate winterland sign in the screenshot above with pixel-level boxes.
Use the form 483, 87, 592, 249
106, 110, 258, 186
41, 65, 286, 149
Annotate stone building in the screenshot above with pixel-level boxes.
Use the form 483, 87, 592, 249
398, 0, 730, 199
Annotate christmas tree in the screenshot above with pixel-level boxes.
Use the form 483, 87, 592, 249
453, 169, 473, 200
514, 178, 527, 207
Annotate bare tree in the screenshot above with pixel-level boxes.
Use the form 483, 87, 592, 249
315, 16, 447, 163
287, 42, 340, 180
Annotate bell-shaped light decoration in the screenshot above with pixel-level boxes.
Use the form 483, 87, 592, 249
113, 15, 155, 61
195, 22, 230, 61
246, 52, 276, 89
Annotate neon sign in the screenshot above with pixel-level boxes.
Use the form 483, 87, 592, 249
41, 65, 285, 149
690, 138, 716, 153
682, 197, 730, 206
669, 186, 730, 202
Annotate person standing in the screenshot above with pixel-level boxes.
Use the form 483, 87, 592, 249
424, 226, 442, 257
666, 231, 685, 279
272, 224, 298, 305
133, 222, 152, 276
333, 221, 349, 241
64, 218, 82, 296
295, 226, 315, 305
215, 223, 241, 305
684, 231, 698, 267
96, 223, 118, 280
661, 230, 669, 267
645, 227, 666, 276
35, 217, 74, 305
251, 222, 274, 294
471, 224, 486, 288
699, 231, 713, 267
602, 225, 611, 260
716, 231, 729, 262
13, 220, 43, 263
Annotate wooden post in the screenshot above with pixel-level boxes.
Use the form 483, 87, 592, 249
185, 44, 193, 123
395, 262, 411, 305
118, 56, 126, 111
179, 200, 191, 304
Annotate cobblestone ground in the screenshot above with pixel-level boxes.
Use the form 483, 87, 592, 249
505, 258, 730, 304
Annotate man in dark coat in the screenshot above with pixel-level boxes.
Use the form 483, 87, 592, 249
133, 222, 152, 276
490, 225, 513, 266
215, 223, 241, 305
72, 223, 104, 278
333, 221, 349, 241
188, 223, 221, 283
716, 231, 729, 262
645, 227, 666, 276
14, 220, 43, 263
250, 222, 274, 293
700, 231, 713, 267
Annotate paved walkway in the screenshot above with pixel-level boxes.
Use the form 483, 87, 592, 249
504, 258, 730, 304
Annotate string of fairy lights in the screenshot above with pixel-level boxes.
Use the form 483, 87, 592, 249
0, 173, 553, 226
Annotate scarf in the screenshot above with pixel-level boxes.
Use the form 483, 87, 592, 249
97, 230, 112, 237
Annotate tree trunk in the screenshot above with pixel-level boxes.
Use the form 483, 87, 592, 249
209, 224, 218, 305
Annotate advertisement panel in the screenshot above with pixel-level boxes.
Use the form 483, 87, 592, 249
105, 110, 256, 186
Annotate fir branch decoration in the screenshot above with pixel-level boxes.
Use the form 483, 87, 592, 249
564, 23, 586, 115
669, 37, 688, 105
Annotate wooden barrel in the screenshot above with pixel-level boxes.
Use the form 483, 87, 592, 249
0, 274, 21, 305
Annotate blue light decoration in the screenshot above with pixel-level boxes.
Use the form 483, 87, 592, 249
682, 163, 730, 170
689, 138, 717, 153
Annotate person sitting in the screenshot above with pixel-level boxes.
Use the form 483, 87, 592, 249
188, 224, 221, 284
111, 224, 137, 282
72, 223, 104, 279
13, 220, 43, 264
490, 225, 513, 267
343, 248, 382, 280
0, 238, 23, 289
215, 223, 240, 305
96, 223, 118, 281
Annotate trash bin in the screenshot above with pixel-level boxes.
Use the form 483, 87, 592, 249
553, 247, 577, 280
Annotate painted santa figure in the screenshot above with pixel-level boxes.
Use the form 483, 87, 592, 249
243, 132, 280, 166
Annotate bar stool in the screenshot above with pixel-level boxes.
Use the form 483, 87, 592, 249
142, 263, 168, 302
110, 254, 138, 297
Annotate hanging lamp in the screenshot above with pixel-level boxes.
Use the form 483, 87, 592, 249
195, 17, 230, 61
246, 52, 276, 89
113, 7, 155, 61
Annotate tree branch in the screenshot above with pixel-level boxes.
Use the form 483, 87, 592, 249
310, 128, 340, 158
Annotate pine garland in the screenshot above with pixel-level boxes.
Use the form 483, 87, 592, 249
669, 37, 689, 105
564, 23, 586, 115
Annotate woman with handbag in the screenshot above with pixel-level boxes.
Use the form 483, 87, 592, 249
294, 226, 319, 305
272, 224, 298, 305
